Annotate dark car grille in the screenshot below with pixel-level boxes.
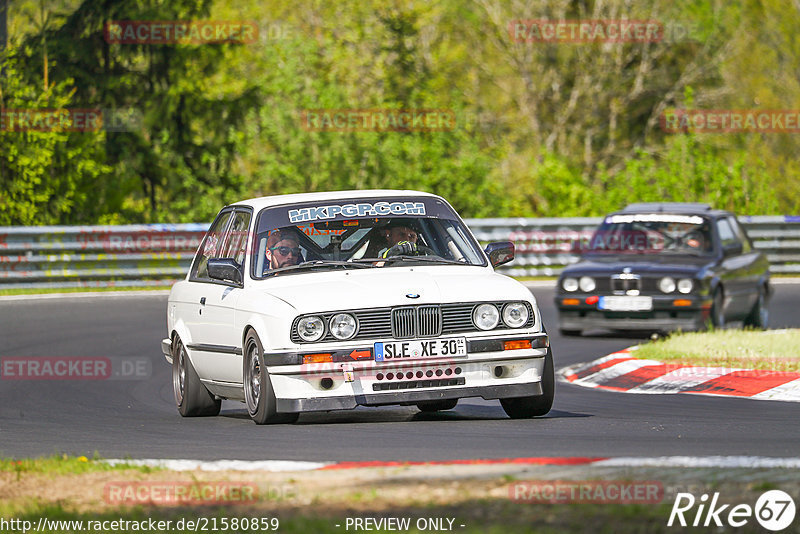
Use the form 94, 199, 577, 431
611, 275, 642, 294
290, 301, 535, 343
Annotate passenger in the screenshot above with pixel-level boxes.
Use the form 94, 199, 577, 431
379, 219, 420, 257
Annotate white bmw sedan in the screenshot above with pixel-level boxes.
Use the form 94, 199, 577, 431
162, 190, 553, 424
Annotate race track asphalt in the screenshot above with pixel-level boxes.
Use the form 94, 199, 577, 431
1, 284, 798, 461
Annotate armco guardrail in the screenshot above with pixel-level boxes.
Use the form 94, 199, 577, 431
0, 224, 208, 289
0, 217, 798, 289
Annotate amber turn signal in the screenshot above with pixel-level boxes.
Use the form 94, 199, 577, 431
504, 340, 532, 351
302, 353, 333, 364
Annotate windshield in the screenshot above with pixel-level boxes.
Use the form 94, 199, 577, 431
584, 213, 714, 255
251, 197, 486, 278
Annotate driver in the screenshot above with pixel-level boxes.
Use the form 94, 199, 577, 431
379, 219, 420, 258
264, 228, 302, 271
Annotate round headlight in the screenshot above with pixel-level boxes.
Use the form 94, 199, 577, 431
579, 276, 596, 292
297, 316, 325, 342
658, 277, 676, 294
329, 313, 357, 340
473, 303, 500, 330
677, 279, 693, 294
502, 303, 529, 328
562, 277, 579, 292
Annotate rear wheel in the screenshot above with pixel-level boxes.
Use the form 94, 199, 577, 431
416, 399, 458, 412
172, 337, 221, 417
743, 287, 769, 329
244, 330, 299, 425
500, 347, 555, 419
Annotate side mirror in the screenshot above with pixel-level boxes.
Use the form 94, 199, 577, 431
208, 258, 243, 284
722, 242, 743, 257
485, 241, 515, 267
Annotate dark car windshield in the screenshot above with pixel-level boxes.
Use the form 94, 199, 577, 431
584, 213, 714, 255
251, 197, 486, 278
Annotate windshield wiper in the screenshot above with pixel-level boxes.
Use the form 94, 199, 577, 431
353, 255, 470, 265
263, 260, 374, 277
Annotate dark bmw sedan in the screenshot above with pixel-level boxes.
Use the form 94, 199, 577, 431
555, 203, 771, 336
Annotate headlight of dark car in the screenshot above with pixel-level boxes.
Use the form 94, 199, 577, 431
579, 276, 596, 292
658, 277, 676, 294
677, 278, 693, 294
562, 277, 579, 292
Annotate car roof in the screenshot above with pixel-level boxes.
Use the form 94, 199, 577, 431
226, 189, 443, 211
617, 202, 732, 218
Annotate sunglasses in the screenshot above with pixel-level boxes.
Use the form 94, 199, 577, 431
270, 246, 301, 256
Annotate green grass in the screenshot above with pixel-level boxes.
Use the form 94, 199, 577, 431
634, 329, 800, 372
0, 286, 171, 296
0, 454, 159, 476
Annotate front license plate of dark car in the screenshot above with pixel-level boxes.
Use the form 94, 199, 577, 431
374, 337, 467, 362
598, 296, 653, 311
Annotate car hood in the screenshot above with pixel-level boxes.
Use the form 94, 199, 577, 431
253, 266, 533, 313
563, 254, 714, 276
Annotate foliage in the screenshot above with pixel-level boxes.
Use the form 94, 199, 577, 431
1, 0, 798, 224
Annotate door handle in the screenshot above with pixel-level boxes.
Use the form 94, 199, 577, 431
200, 297, 206, 305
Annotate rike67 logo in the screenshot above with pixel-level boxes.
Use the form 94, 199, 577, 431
668, 490, 796, 531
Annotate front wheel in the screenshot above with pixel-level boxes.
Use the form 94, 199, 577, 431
500, 347, 555, 419
243, 330, 298, 425
172, 337, 221, 417
743, 287, 769, 329
710, 288, 725, 329
416, 399, 458, 412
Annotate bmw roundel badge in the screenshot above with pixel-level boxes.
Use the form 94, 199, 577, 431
406, 293, 420, 299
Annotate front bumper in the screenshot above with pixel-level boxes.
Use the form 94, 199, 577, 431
555, 293, 712, 332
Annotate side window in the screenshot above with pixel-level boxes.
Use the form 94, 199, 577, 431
728, 217, 752, 253
191, 211, 233, 281
716, 218, 739, 248
218, 211, 252, 266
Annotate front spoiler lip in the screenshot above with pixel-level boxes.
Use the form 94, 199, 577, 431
275, 382, 543, 413
557, 314, 706, 332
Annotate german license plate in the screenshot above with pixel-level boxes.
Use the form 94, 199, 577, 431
374, 337, 467, 362
598, 296, 653, 311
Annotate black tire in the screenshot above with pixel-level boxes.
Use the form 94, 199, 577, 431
743, 287, 769, 329
559, 328, 581, 337
711, 288, 725, 329
416, 399, 458, 412
500, 347, 555, 419
243, 330, 299, 425
172, 337, 221, 417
